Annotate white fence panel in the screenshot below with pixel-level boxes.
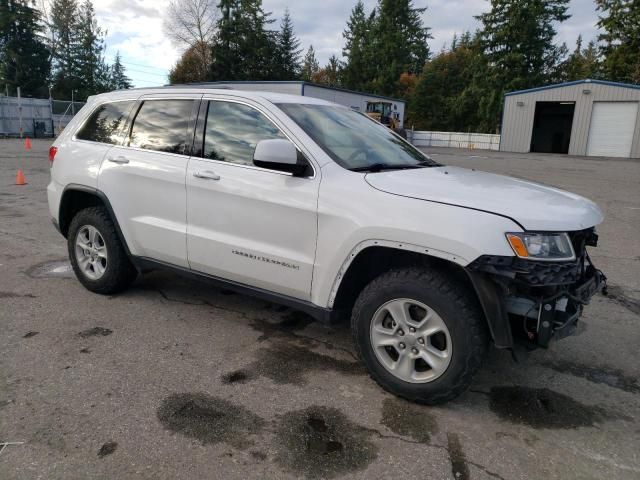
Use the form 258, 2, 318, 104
410, 130, 500, 151
0, 96, 54, 137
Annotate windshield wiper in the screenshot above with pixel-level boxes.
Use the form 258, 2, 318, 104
350, 161, 432, 173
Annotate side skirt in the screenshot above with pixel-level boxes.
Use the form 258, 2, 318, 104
131, 256, 335, 325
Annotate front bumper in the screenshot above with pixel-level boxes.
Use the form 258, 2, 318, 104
467, 228, 606, 348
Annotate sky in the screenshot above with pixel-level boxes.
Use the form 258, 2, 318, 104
93, 0, 603, 89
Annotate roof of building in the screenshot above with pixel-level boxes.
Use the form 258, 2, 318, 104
177, 81, 406, 104
505, 79, 640, 97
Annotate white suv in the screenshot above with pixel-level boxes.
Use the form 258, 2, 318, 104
47, 87, 606, 404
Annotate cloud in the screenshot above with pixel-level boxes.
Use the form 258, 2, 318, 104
92, 0, 602, 87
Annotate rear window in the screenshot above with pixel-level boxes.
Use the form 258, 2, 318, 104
75, 101, 134, 144
128, 99, 194, 154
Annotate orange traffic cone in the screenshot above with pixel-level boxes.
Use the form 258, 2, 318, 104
25, 137, 32, 150
15, 169, 27, 186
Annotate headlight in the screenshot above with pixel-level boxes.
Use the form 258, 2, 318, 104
505, 232, 575, 261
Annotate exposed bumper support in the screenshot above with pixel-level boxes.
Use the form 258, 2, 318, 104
466, 270, 514, 349
465, 230, 605, 349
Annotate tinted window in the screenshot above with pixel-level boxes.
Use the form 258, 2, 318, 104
129, 99, 194, 154
203, 101, 284, 165
76, 101, 134, 144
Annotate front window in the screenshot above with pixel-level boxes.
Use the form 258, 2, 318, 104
202, 100, 285, 166
278, 104, 438, 172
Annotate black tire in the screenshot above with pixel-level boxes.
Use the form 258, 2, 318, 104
67, 206, 137, 294
351, 267, 488, 405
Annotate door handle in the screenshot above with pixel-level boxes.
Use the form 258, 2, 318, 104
107, 155, 129, 164
193, 170, 220, 181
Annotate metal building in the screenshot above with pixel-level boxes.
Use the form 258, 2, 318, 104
500, 79, 640, 158
205, 81, 406, 128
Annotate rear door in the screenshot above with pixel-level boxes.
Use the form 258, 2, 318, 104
186, 97, 320, 300
98, 94, 200, 267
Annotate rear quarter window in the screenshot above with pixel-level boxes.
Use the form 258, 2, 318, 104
75, 101, 135, 144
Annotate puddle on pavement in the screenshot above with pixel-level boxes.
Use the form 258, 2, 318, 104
489, 386, 609, 429
543, 360, 639, 394
248, 343, 364, 385
157, 393, 265, 448
0, 291, 36, 299
380, 397, 438, 443
97, 441, 118, 458
25, 260, 74, 279
250, 313, 316, 342
221, 369, 253, 384
605, 285, 640, 316
447, 433, 470, 480
274, 405, 377, 479
78, 327, 113, 338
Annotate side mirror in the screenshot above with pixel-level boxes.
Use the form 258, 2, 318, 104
253, 139, 308, 176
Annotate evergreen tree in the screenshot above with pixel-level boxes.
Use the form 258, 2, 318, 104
341, 1, 375, 91
596, 0, 640, 83
210, 0, 278, 80
556, 35, 601, 81
370, 0, 431, 97
477, 0, 570, 131
50, 0, 81, 98
300, 45, 319, 81
409, 32, 486, 131
76, 0, 110, 97
275, 8, 301, 80
110, 51, 132, 89
313, 55, 341, 86
0, 0, 50, 97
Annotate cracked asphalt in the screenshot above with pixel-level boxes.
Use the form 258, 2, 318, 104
1, 139, 639, 479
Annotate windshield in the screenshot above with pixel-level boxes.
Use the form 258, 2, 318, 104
277, 104, 439, 172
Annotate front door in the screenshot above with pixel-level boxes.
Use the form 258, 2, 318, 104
186, 98, 320, 300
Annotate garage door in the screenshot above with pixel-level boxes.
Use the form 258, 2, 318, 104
586, 102, 638, 157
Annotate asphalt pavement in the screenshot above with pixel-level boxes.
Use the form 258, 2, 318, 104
1, 139, 639, 479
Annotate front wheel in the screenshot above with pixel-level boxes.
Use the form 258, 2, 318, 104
351, 267, 488, 404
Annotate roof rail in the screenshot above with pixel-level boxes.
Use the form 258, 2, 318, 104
163, 83, 233, 89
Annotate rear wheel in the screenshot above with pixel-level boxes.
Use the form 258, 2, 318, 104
351, 267, 488, 404
68, 206, 137, 294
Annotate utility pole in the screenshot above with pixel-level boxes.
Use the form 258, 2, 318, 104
17, 86, 22, 138
71, 90, 75, 115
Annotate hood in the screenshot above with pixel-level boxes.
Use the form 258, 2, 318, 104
365, 166, 603, 231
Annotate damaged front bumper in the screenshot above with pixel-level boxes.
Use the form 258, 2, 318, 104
466, 228, 606, 349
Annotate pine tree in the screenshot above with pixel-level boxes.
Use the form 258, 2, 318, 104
341, 1, 374, 91
476, 0, 570, 131
556, 35, 601, 82
76, 0, 110, 97
300, 45, 319, 82
110, 51, 132, 89
0, 0, 50, 97
50, 0, 81, 98
409, 32, 486, 131
275, 8, 301, 80
313, 55, 341, 86
210, 0, 278, 80
596, 0, 640, 83
370, 0, 431, 97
